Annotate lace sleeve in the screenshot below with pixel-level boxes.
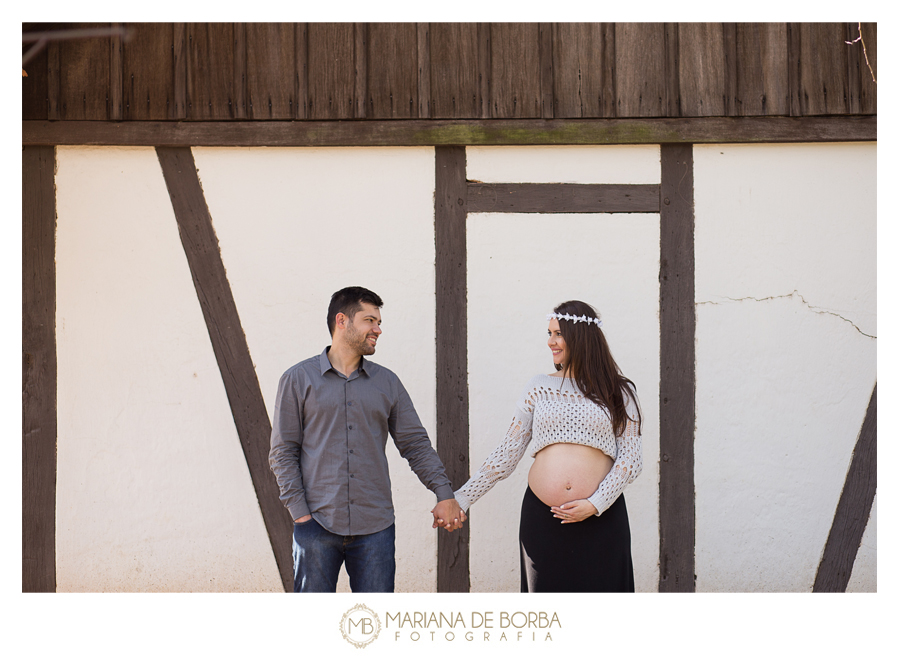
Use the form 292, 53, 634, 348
586, 395, 643, 516
454, 404, 534, 513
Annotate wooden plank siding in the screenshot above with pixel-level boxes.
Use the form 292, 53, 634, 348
367, 23, 419, 119
307, 23, 359, 120
22, 22, 876, 123
614, 22, 669, 117
428, 23, 481, 119
243, 23, 298, 120
678, 23, 728, 117
122, 23, 177, 120
51, 22, 112, 120
186, 23, 236, 120
733, 23, 790, 117
22, 24, 51, 121
552, 23, 616, 119
488, 23, 543, 118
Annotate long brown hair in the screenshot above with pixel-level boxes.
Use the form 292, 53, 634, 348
552, 300, 641, 437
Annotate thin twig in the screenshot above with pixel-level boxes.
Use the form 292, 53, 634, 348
845, 22, 876, 84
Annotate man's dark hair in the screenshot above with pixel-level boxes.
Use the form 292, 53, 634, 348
327, 286, 384, 336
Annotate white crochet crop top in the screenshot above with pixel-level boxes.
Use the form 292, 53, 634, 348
454, 374, 642, 517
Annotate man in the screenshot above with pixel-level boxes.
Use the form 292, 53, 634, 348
269, 286, 466, 592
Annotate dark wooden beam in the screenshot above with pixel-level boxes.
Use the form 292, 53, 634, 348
658, 143, 696, 593
155, 146, 294, 592
468, 183, 659, 213
23, 145, 58, 593
435, 146, 470, 592
813, 384, 877, 592
23, 115, 876, 147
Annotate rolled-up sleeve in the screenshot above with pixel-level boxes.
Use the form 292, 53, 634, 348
268, 371, 310, 520
388, 381, 454, 501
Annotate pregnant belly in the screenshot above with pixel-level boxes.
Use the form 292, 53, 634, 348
527, 443, 614, 507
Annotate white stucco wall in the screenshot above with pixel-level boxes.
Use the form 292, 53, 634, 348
192, 146, 438, 592
49, 141, 876, 594
693, 143, 876, 592
55, 146, 282, 591
465, 146, 661, 592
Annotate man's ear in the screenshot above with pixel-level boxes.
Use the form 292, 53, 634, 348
334, 312, 346, 331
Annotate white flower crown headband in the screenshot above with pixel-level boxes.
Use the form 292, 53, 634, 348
546, 312, 603, 328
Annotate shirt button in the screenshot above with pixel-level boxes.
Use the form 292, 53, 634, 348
349, 449, 354, 454
348, 425, 353, 430
350, 474, 355, 478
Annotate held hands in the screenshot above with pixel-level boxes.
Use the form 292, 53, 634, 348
432, 498, 467, 532
551, 499, 597, 524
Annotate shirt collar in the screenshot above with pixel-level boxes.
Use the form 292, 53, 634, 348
319, 347, 369, 377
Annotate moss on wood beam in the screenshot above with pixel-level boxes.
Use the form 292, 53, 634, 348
23, 116, 875, 147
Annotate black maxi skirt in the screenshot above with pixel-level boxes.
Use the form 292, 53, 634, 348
519, 486, 635, 593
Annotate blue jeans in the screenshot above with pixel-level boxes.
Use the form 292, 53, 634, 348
292, 518, 396, 592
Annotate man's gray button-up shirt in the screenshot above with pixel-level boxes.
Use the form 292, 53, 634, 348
268, 348, 454, 536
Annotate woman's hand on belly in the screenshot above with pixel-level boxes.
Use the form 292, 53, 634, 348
550, 499, 598, 523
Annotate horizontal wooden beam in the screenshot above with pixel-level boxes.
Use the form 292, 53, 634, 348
468, 183, 659, 213
23, 116, 875, 147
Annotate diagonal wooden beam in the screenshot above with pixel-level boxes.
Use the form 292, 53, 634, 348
658, 143, 697, 592
813, 384, 877, 592
155, 146, 293, 592
23, 145, 58, 593
467, 183, 660, 213
435, 145, 471, 592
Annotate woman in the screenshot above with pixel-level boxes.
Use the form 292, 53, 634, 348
454, 300, 642, 592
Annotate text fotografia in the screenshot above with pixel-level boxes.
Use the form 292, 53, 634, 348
386, 611, 561, 642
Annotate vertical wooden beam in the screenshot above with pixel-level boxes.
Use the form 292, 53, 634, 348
658, 143, 696, 593
435, 146, 470, 592
23, 145, 58, 593
155, 147, 294, 592
813, 384, 877, 592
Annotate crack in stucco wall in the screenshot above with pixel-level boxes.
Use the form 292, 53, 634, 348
696, 290, 876, 339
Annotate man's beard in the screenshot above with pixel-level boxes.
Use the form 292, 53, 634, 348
346, 320, 376, 356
